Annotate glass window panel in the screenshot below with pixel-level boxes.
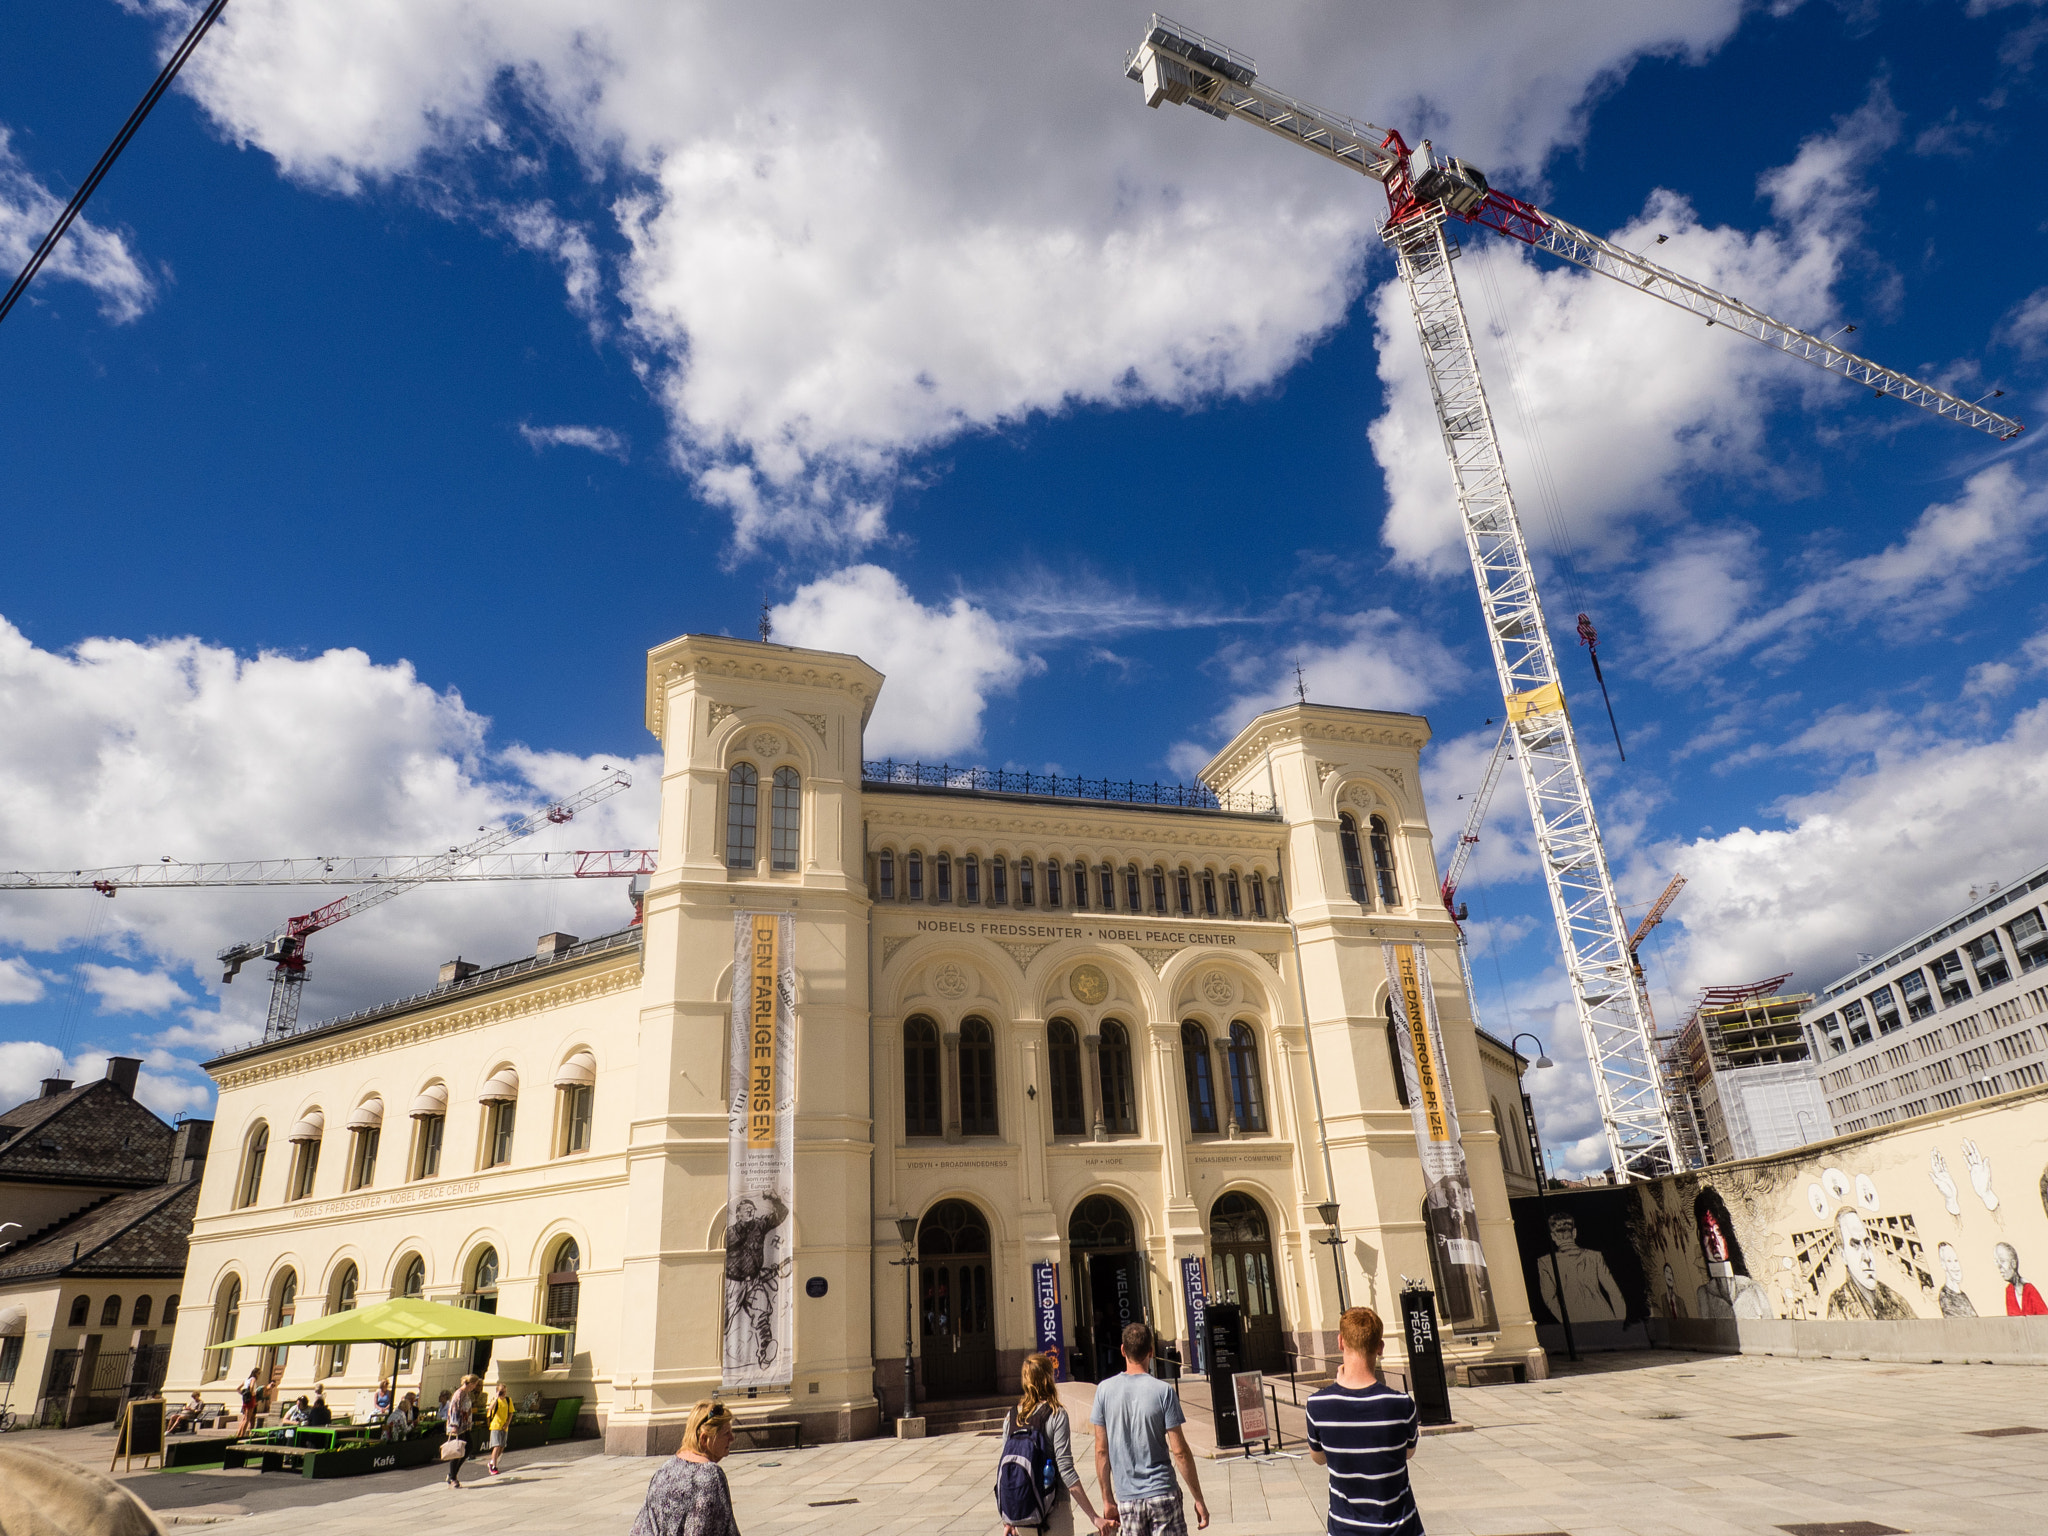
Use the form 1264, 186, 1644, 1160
770, 768, 800, 871
726, 764, 758, 869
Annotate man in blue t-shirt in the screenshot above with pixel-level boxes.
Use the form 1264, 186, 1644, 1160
1091, 1322, 1209, 1536
1306, 1307, 1423, 1536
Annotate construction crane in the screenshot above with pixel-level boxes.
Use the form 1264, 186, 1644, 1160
1128, 16, 2022, 1176
214, 769, 635, 1041
1630, 874, 1688, 978
2, 849, 655, 896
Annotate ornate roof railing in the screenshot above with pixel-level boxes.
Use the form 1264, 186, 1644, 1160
861, 760, 1277, 818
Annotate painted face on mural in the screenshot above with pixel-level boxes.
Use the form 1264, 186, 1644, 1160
1940, 1243, 1965, 1291
1995, 1243, 2020, 1284
1836, 1211, 1877, 1292
1548, 1213, 1579, 1251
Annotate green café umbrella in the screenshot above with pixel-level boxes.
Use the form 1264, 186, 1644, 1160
210, 1294, 567, 1350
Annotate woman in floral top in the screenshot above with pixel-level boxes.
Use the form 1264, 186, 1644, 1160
630, 1400, 740, 1536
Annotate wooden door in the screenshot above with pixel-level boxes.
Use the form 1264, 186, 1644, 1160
917, 1201, 996, 1400
1211, 1193, 1286, 1373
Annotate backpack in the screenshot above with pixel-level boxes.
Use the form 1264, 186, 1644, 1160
993, 1403, 1058, 1529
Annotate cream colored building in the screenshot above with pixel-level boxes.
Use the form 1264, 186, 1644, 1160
162, 633, 1539, 1449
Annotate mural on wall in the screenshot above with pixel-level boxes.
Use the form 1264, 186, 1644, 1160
1508, 1090, 2048, 1347
1506, 1187, 1650, 1352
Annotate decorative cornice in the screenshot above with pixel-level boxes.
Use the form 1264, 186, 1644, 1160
644, 636, 882, 738
212, 963, 642, 1091
1202, 706, 1431, 794
860, 805, 1281, 854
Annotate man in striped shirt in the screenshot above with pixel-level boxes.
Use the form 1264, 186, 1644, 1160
1305, 1307, 1423, 1536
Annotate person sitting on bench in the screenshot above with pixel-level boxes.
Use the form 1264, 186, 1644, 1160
167, 1392, 207, 1434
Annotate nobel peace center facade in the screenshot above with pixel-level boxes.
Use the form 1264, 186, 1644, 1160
162, 633, 1540, 1450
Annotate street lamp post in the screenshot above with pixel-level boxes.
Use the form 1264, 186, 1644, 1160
888, 1216, 918, 1424
1511, 1032, 1575, 1365
1314, 1199, 1349, 1312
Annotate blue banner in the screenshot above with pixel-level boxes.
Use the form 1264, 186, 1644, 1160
1032, 1260, 1068, 1381
1180, 1254, 1209, 1375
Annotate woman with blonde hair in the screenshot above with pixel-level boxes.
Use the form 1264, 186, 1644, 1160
442, 1373, 482, 1489
629, 1398, 741, 1536
998, 1352, 1110, 1534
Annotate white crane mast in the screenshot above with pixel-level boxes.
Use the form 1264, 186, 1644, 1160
2, 848, 655, 893
1128, 15, 2023, 1175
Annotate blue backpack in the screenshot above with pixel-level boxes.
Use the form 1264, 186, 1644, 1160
994, 1403, 1058, 1528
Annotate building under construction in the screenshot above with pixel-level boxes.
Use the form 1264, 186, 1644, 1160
1672, 978, 1831, 1163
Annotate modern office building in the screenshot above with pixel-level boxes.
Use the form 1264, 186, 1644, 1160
1803, 862, 2048, 1135
157, 632, 1541, 1450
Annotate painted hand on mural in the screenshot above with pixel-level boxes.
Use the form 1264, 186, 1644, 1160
1963, 1140, 2000, 1211
1928, 1151, 1962, 1217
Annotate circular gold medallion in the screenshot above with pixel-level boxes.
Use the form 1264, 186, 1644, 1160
1071, 964, 1109, 1005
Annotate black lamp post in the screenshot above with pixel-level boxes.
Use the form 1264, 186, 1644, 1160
889, 1216, 918, 1421
1314, 1200, 1349, 1312
1510, 1032, 1574, 1364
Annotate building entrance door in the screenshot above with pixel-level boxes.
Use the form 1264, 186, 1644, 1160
918, 1200, 996, 1400
1069, 1194, 1146, 1383
1210, 1192, 1285, 1373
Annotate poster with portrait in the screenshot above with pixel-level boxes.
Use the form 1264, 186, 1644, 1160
724, 911, 796, 1390
1384, 941, 1496, 1331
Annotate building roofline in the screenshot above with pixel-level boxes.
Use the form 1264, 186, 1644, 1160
858, 777, 1281, 823
1810, 859, 2048, 1003
202, 926, 643, 1074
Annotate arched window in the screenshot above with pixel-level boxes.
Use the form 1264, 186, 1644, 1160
544, 1238, 580, 1368
991, 856, 1009, 904
1182, 1021, 1218, 1134
1045, 860, 1063, 906
163, 1294, 179, 1325
1385, 998, 1411, 1109
556, 1049, 596, 1155
904, 1017, 942, 1138
959, 1017, 998, 1137
907, 850, 925, 900
286, 1111, 322, 1201
1099, 864, 1117, 911
1070, 861, 1089, 909
935, 852, 953, 902
1251, 871, 1268, 919
327, 1262, 359, 1375
1047, 1020, 1085, 1137
963, 854, 981, 904
410, 1082, 448, 1180
877, 848, 896, 899
1151, 867, 1169, 915
206, 1277, 241, 1380
346, 1098, 382, 1190
770, 767, 801, 871
469, 1248, 499, 1298
1125, 865, 1143, 912
726, 763, 759, 869
1227, 871, 1243, 918
68, 1296, 89, 1327
132, 1294, 152, 1327
1176, 868, 1194, 916
1018, 856, 1035, 906
1202, 870, 1219, 917
394, 1257, 426, 1372
1338, 813, 1369, 904
237, 1123, 268, 1208
1226, 1022, 1268, 1134
480, 1067, 519, 1168
1492, 1098, 1515, 1175
1370, 815, 1401, 906
100, 1294, 121, 1326
1100, 1021, 1136, 1134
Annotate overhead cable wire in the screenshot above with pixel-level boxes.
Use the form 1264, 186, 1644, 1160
0, 0, 232, 332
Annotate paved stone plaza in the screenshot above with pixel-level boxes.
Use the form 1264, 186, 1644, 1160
31, 1352, 2048, 1535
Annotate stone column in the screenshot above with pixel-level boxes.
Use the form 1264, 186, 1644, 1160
942, 1031, 962, 1142
1084, 1031, 1107, 1141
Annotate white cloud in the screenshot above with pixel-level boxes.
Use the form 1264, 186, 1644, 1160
1212, 609, 1467, 731
78, 964, 191, 1016
2002, 286, 2048, 360
519, 422, 629, 460
1646, 699, 2048, 995
159, 0, 1750, 552
0, 957, 45, 1004
0, 128, 156, 322
0, 1040, 65, 1106
1370, 87, 1899, 577
771, 566, 1036, 759
0, 616, 658, 1051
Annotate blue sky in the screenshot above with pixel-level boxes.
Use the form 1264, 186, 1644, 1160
2, 1, 2046, 1169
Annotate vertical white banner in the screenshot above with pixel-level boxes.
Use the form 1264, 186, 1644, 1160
1383, 941, 1496, 1331
725, 911, 796, 1389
